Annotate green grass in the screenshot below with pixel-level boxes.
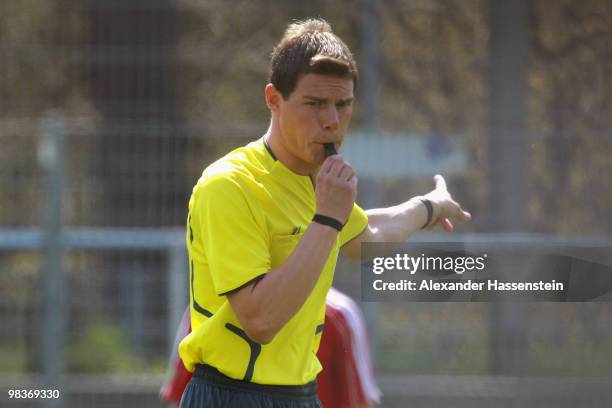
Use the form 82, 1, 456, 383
528, 340, 612, 376
0, 345, 27, 373
68, 323, 166, 374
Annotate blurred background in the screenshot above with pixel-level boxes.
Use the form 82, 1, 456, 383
1, 0, 611, 407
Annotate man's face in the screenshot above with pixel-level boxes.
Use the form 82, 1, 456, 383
276, 73, 354, 171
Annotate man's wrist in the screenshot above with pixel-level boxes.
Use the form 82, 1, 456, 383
312, 214, 344, 231
418, 198, 434, 229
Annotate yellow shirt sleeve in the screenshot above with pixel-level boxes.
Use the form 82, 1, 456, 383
192, 173, 271, 295
339, 203, 368, 246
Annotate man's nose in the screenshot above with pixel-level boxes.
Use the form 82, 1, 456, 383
321, 106, 339, 132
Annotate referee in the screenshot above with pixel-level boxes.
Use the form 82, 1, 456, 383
178, 18, 470, 408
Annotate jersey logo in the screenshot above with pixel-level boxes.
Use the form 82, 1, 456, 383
291, 226, 302, 235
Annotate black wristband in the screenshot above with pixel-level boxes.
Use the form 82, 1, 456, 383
420, 199, 434, 229
313, 214, 344, 231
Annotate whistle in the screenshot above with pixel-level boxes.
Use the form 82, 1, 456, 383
324, 143, 337, 157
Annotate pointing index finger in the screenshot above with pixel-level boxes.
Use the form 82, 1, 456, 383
434, 174, 447, 191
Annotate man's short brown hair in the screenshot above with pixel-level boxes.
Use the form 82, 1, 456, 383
269, 18, 358, 100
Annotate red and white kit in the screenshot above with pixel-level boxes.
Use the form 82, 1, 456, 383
317, 287, 381, 408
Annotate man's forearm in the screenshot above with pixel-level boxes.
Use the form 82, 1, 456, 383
342, 176, 470, 261
365, 197, 428, 243
228, 222, 338, 344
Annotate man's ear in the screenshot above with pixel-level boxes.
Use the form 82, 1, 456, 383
265, 83, 283, 113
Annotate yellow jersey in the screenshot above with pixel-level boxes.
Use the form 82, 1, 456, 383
179, 137, 368, 385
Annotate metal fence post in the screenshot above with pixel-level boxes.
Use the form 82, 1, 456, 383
360, 0, 381, 366
38, 111, 66, 408
167, 244, 188, 354
488, 0, 530, 378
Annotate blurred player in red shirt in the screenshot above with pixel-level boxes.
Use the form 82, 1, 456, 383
159, 307, 193, 405
160, 288, 381, 408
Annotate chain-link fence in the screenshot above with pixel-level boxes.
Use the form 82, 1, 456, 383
1, 0, 611, 407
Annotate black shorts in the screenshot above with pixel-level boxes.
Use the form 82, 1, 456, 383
179, 364, 323, 408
